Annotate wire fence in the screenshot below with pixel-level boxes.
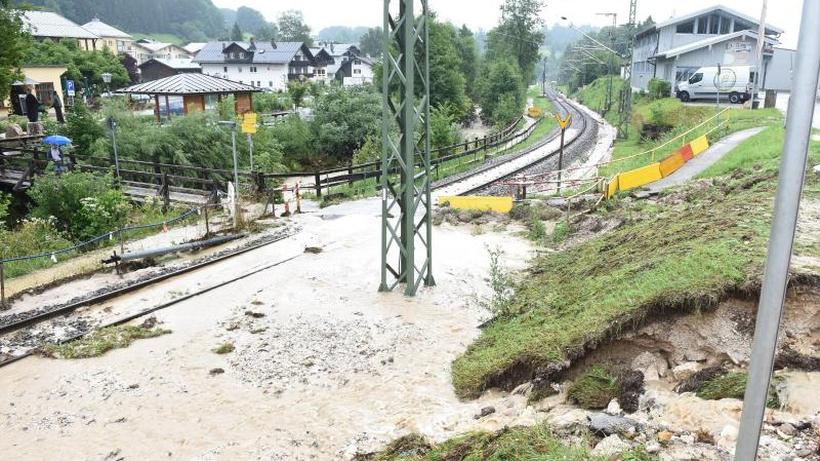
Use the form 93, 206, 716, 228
0, 193, 231, 308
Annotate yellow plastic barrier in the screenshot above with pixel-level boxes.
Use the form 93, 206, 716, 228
659, 152, 686, 177
438, 196, 514, 213
690, 135, 710, 156
606, 175, 620, 199
618, 163, 663, 192
528, 107, 543, 118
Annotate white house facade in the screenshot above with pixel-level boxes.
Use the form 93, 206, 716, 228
194, 41, 316, 92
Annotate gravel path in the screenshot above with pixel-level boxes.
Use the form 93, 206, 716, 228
647, 127, 766, 193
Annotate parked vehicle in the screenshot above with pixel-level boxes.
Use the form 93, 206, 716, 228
676, 66, 753, 104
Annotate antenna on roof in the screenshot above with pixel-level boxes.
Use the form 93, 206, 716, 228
271, 40, 277, 49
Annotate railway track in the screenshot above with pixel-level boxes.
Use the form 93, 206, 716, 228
432, 90, 599, 197
0, 230, 302, 367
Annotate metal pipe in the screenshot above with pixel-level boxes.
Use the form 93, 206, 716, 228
106, 234, 241, 264
734, 0, 820, 458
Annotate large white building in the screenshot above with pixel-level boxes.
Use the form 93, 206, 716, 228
132, 40, 193, 65
194, 41, 316, 92
631, 5, 788, 92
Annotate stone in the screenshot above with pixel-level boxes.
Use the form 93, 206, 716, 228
777, 423, 797, 438
671, 362, 701, 381
658, 431, 674, 443
814, 164, 820, 176
588, 413, 638, 436
474, 406, 495, 419
512, 382, 534, 397
646, 442, 661, 454
547, 408, 589, 430
605, 399, 623, 416
632, 352, 668, 381
717, 424, 738, 450
592, 435, 631, 457
209, 368, 225, 376
676, 433, 696, 444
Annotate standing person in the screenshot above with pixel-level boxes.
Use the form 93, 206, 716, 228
49, 145, 65, 174
24, 87, 40, 123
52, 91, 65, 124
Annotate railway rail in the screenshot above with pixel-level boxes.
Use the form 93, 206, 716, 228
0, 230, 301, 368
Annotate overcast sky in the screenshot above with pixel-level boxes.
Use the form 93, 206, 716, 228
211, 0, 803, 48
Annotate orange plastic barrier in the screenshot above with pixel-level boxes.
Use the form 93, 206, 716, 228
618, 163, 663, 192
677, 144, 694, 161
659, 152, 686, 177
690, 135, 710, 156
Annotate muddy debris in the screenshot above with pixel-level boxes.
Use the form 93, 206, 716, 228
304, 246, 323, 254
617, 370, 644, 414
244, 311, 266, 319
775, 346, 820, 372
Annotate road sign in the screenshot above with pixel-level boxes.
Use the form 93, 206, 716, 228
555, 112, 572, 130
241, 112, 257, 134
66, 80, 75, 97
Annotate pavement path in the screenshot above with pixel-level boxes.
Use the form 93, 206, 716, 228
647, 127, 766, 193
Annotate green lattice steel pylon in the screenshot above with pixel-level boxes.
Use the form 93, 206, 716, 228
379, 0, 435, 296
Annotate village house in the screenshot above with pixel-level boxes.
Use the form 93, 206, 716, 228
81, 17, 134, 56
631, 4, 789, 92
193, 40, 316, 91
138, 59, 202, 82
22, 10, 99, 51
132, 40, 193, 65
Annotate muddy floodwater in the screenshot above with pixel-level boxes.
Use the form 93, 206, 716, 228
0, 198, 538, 460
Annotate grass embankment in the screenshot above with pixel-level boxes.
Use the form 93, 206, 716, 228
452, 172, 775, 398
356, 426, 657, 461
451, 111, 820, 399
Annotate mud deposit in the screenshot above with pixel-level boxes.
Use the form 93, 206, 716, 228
0, 198, 539, 460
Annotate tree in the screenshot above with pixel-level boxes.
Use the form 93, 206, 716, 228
287, 80, 309, 107
318, 26, 369, 44
255, 22, 278, 41
0, 0, 31, 100
456, 25, 479, 99
26, 39, 130, 89
486, 0, 545, 85
278, 10, 312, 45
231, 22, 243, 41
235, 6, 268, 35
359, 27, 383, 57
476, 58, 523, 126
427, 19, 469, 121
312, 85, 381, 162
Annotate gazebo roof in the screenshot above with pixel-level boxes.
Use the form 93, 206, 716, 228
117, 73, 261, 96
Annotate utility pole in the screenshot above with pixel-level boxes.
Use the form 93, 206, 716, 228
380, 0, 434, 296
751, 0, 769, 109
219, 121, 240, 229
542, 57, 547, 97
734, 0, 820, 458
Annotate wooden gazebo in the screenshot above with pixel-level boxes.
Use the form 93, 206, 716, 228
117, 73, 262, 123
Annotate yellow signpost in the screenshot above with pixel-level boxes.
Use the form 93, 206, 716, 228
555, 112, 572, 130
554, 112, 572, 194
241, 112, 257, 134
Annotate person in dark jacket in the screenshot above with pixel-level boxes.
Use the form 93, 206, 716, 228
24, 87, 39, 123
52, 91, 65, 124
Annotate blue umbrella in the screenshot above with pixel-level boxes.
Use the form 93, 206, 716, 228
42, 135, 72, 146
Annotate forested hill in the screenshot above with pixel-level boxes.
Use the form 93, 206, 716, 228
17, 0, 225, 41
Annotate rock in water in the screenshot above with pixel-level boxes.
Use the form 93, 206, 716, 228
588, 413, 638, 436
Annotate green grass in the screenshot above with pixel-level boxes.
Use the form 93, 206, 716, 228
41, 325, 171, 359
697, 372, 781, 408
567, 365, 619, 409
452, 172, 777, 398
213, 343, 236, 354
356, 425, 608, 461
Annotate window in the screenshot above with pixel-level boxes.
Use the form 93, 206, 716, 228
689, 73, 703, 84
696, 17, 708, 34
676, 21, 694, 33
708, 14, 720, 34
734, 20, 752, 32
269, 81, 273, 87
354, 69, 362, 75
250, 66, 257, 73
719, 16, 730, 34
257, 81, 261, 87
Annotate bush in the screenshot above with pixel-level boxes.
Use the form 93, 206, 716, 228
567, 365, 619, 409
27, 172, 128, 241
64, 101, 105, 154
648, 78, 672, 100
253, 92, 291, 113
0, 217, 73, 278
0, 193, 9, 226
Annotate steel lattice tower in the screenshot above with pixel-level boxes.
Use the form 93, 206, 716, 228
618, 0, 638, 138
380, 0, 435, 296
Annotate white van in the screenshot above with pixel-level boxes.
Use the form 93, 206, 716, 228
676, 66, 753, 104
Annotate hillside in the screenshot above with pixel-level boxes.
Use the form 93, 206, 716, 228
18, 0, 225, 41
